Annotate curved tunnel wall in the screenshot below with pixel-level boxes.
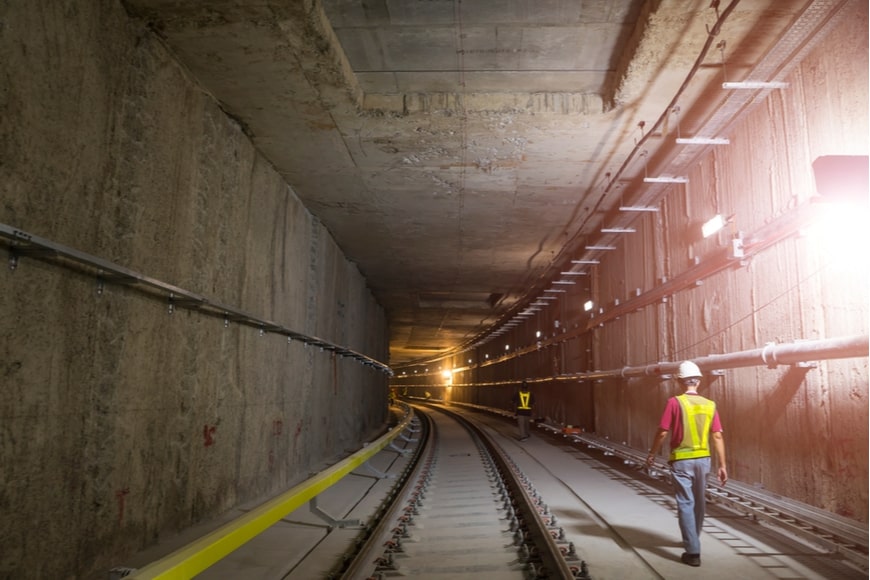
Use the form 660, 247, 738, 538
393, 3, 869, 523
0, 2, 389, 577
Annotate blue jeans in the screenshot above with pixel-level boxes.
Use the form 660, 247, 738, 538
671, 457, 711, 555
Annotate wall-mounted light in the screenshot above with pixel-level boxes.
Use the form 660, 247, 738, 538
560, 271, 586, 276
585, 245, 617, 250
702, 214, 727, 238
812, 155, 869, 202
722, 81, 788, 90
535, 330, 541, 338
619, 206, 659, 212
504, 344, 510, 351
553, 280, 576, 285
643, 176, 688, 184
571, 259, 600, 264
583, 300, 594, 311
601, 227, 636, 233
544, 288, 567, 293
676, 137, 730, 145
537, 296, 558, 300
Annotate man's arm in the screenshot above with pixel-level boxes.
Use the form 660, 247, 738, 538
645, 428, 669, 468
711, 431, 728, 485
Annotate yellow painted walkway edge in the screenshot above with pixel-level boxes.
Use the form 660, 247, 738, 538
128, 410, 414, 579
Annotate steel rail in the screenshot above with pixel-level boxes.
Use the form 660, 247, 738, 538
0, 222, 391, 375
433, 404, 579, 579
705, 482, 869, 567
336, 410, 433, 580
536, 424, 868, 569
339, 403, 581, 578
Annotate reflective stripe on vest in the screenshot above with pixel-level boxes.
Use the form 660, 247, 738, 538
670, 394, 716, 461
518, 391, 531, 410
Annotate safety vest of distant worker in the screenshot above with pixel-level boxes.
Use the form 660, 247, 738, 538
516, 390, 533, 415
670, 394, 716, 461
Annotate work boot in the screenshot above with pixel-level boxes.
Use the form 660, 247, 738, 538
680, 552, 701, 567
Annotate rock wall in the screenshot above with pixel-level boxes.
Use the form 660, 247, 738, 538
0, 1, 389, 577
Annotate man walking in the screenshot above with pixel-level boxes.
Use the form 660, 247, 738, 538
512, 382, 534, 440
645, 361, 727, 567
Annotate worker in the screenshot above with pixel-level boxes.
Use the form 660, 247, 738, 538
512, 381, 535, 441
645, 361, 728, 568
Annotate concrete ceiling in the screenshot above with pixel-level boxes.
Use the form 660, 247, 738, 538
123, 0, 822, 366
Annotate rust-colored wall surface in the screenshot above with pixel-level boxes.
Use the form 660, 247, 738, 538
595, 3, 868, 520
0, 2, 388, 577
387, 3, 867, 524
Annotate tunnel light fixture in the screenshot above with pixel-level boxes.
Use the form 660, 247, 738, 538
722, 81, 788, 90
601, 227, 636, 233
537, 295, 558, 300
559, 271, 586, 276
644, 176, 688, 184
531, 301, 549, 306
544, 288, 567, 293
619, 206, 659, 212
702, 214, 727, 238
553, 280, 576, 285
676, 136, 730, 145
583, 300, 594, 311
571, 259, 600, 264
585, 245, 617, 250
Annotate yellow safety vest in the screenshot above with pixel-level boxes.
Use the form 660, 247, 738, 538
518, 391, 532, 410
670, 394, 716, 461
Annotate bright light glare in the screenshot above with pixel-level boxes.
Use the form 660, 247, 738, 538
702, 214, 726, 238
584, 300, 594, 311
806, 202, 870, 272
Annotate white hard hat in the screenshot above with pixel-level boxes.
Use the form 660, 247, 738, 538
677, 361, 702, 379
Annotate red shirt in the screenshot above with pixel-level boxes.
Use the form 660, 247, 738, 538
658, 394, 723, 451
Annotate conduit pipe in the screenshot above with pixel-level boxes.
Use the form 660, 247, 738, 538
397, 334, 867, 388
565, 334, 868, 383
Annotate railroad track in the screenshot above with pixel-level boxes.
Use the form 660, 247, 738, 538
333, 403, 588, 579
262, 401, 866, 580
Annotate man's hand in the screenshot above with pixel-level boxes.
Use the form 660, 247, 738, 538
717, 466, 728, 486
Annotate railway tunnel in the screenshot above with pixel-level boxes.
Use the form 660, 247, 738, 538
0, 0, 867, 578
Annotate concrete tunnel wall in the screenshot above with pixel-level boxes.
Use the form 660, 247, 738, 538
0, 2, 390, 578
594, 3, 869, 522
406, 2, 869, 523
